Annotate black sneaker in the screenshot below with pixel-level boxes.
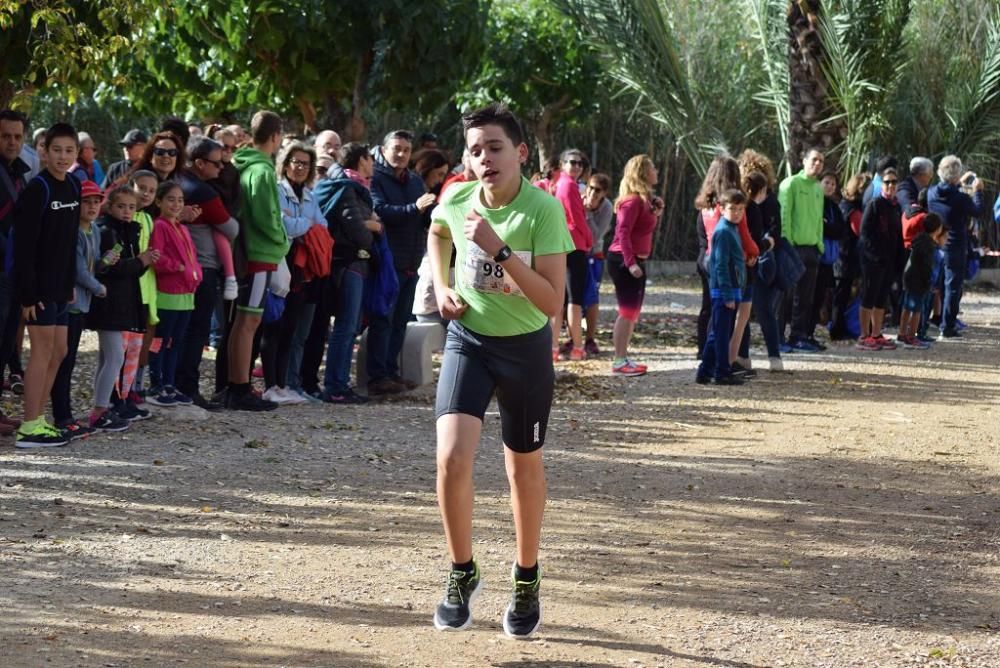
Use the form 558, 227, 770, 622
191, 393, 223, 412
711, 374, 745, 386
433, 562, 482, 631
730, 362, 757, 378
122, 400, 152, 421
322, 388, 369, 404
224, 390, 278, 412
57, 420, 96, 441
15, 421, 69, 448
503, 564, 541, 639
695, 374, 711, 385
91, 411, 130, 432
805, 337, 827, 351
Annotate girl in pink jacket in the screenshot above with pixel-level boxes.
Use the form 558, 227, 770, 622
147, 181, 202, 406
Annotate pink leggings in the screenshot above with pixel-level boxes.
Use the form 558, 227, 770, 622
118, 331, 144, 398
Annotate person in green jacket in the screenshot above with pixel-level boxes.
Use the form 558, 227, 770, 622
225, 110, 288, 411
777, 147, 825, 353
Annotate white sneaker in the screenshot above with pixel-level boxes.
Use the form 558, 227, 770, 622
262, 386, 291, 405
768, 356, 784, 372
223, 276, 239, 301
278, 387, 307, 404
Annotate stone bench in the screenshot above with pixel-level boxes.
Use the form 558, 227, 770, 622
355, 321, 446, 392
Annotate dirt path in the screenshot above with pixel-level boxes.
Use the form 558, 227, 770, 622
2, 277, 999, 667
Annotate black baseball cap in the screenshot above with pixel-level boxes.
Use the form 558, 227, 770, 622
119, 129, 149, 147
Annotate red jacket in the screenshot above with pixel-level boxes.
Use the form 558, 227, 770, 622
555, 172, 593, 252
151, 217, 202, 295
609, 195, 658, 267
902, 210, 925, 249
702, 205, 759, 262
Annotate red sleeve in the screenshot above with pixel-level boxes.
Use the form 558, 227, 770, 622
192, 195, 230, 226
738, 212, 759, 260
555, 175, 593, 251
850, 209, 862, 237
615, 197, 642, 267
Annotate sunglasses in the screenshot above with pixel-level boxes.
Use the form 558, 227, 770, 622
200, 158, 223, 168
565, 159, 584, 167
317, 166, 329, 176
289, 159, 311, 169
153, 147, 179, 158
883, 179, 899, 185
586, 184, 604, 192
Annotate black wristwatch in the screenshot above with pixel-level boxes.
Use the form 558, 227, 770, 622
493, 245, 512, 263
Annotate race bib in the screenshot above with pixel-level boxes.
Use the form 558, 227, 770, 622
463, 242, 531, 296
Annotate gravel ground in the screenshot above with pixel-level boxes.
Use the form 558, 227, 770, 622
1, 276, 998, 668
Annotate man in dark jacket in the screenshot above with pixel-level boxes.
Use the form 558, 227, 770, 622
898, 156, 933, 214
367, 130, 436, 394
0, 109, 31, 434
102, 129, 148, 188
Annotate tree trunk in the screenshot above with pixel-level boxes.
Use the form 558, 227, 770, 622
534, 94, 571, 169
786, 0, 846, 172
0, 79, 16, 110
349, 51, 375, 142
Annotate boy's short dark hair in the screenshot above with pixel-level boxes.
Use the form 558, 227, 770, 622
250, 111, 283, 145
187, 136, 223, 162
382, 130, 414, 147
105, 184, 138, 207
720, 188, 747, 206
339, 142, 371, 170
923, 212, 945, 236
0, 109, 28, 130
44, 122, 78, 148
462, 103, 525, 147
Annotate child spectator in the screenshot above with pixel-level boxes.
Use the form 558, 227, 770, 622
696, 189, 747, 386
898, 213, 947, 348
50, 180, 105, 440
88, 185, 158, 431
128, 170, 160, 404
857, 168, 902, 351
12, 123, 82, 447
148, 181, 202, 406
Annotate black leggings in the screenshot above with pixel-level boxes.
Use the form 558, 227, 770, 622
860, 260, 892, 310
260, 288, 309, 388
566, 250, 588, 305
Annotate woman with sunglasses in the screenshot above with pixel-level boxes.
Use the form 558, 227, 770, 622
551, 148, 594, 361
856, 167, 903, 350
259, 142, 329, 405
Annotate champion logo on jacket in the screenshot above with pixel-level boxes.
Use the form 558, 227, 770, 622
51, 199, 80, 211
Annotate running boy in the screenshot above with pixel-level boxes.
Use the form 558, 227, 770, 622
898, 213, 947, 348
428, 103, 573, 637
696, 189, 747, 386
11, 123, 81, 447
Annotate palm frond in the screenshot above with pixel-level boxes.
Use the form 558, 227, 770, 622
554, 0, 709, 173
948, 8, 1000, 167
741, 0, 789, 172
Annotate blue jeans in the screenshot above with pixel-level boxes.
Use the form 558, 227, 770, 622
917, 292, 933, 338
324, 269, 365, 394
366, 268, 418, 382
152, 308, 192, 389
286, 301, 316, 392
942, 251, 965, 332
752, 280, 782, 358
698, 298, 736, 379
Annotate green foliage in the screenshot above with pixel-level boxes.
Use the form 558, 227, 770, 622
0, 0, 153, 108
742, 0, 790, 173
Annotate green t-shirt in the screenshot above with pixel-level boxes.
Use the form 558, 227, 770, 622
432, 177, 574, 337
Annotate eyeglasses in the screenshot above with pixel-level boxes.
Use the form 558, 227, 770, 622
153, 148, 179, 157
566, 159, 584, 167
289, 159, 311, 169
883, 180, 899, 185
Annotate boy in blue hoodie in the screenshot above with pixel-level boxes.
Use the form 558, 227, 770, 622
697, 189, 747, 385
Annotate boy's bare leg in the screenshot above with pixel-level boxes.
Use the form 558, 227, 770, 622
228, 312, 261, 384
436, 413, 482, 564
44, 327, 68, 398
24, 325, 57, 421
504, 447, 546, 569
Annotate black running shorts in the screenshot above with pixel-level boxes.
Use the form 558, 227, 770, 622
435, 321, 554, 453
565, 249, 588, 305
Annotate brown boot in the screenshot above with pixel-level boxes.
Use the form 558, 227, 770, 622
389, 375, 418, 390
368, 378, 406, 396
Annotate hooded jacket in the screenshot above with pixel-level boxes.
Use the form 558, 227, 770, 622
370, 149, 429, 272
232, 146, 289, 268
73, 224, 104, 314
314, 163, 374, 266
87, 214, 148, 331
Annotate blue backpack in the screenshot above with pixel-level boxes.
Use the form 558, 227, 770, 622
365, 232, 399, 318
4, 174, 80, 276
